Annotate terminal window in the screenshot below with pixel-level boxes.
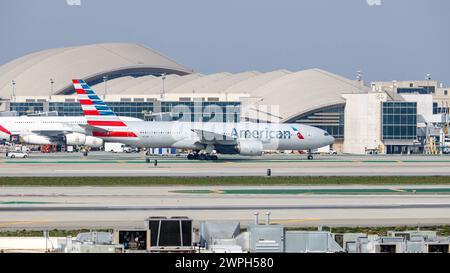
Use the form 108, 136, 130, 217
161, 101, 240, 122
10, 102, 44, 116
48, 101, 154, 119
290, 105, 345, 139
382, 102, 417, 140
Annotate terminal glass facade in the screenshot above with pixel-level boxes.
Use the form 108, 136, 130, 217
433, 102, 449, 114
49, 102, 83, 116
10, 102, 44, 116
13, 101, 154, 120
161, 101, 241, 122
397, 87, 430, 95
289, 105, 345, 139
382, 102, 417, 140
106, 102, 154, 120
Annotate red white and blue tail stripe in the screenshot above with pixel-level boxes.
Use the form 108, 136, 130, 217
0, 124, 11, 140
72, 79, 137, 138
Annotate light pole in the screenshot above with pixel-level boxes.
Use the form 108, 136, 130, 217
356, 70, 362, 82
426, 73, 432, 94
103, 75, 108, 100
392, 80, 397, 93
50, 78, 54, 101
356, 71, 363, 88
11, 80, 16, 102
160, 73, 166, 100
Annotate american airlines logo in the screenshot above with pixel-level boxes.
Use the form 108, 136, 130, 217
291, 127, 304, 140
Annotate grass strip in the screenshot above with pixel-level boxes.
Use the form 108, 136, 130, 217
0, 176, 449, 186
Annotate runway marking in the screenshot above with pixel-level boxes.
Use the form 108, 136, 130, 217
3, 203, 450, 213
172, 188, 450, 195
0, 201, 55, 204
0, 220, 52, 228
4, 159, 450, 165
389, 188, 406, 193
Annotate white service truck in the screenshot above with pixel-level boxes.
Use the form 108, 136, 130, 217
105, 142, 126, 153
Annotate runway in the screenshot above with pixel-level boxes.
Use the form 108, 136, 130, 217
1, 185, 450, 229
2, 153, 450, 176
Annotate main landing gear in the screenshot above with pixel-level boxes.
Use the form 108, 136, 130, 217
187, 151, 218, 161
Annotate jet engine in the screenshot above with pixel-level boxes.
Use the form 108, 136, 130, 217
21, 134, 52, 145
237, 140, 263, 156
65, 133, 86, 146
84, 136, 103, 148
65, 133, 103, 147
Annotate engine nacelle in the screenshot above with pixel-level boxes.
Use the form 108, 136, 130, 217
21, 134, 51, 145
84, 136, 103, 148
65, 133, 86, 146
238, 140, 263, 156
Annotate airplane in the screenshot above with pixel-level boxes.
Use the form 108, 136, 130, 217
0, 115, 141, 147
73, 79, 335, 160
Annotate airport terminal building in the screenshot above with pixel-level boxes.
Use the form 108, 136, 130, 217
0, 43, 449, 154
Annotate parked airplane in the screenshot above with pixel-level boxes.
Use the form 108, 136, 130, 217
73, 79, 335, 160
0, 115, 141, 147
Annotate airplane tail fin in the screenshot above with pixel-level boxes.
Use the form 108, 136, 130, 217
0, 124, 11, 141
72, 79, 137, 137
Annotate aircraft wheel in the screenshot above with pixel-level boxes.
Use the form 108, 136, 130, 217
211, 155, 218, 161
199, 154, 207, 160
187, 154, 194, 160
307, 155, 313, 160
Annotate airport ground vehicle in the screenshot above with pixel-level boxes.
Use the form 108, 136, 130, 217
443, 147, 450, 154
73, 79, 335, 160
6, 151, 28, 158
124, 146, 139, 153
105, 142, 126, 153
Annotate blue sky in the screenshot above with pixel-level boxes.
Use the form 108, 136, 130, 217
0, 0, 448, 84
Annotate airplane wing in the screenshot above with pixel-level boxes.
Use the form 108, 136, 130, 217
31, 130, 73, 137
78, 124, 109, 133
191, 129, 237, 145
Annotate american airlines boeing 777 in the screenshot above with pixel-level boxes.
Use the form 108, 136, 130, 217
73, 79, 335, 160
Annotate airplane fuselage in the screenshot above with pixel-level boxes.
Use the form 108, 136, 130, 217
0, 116, 141, 146
97, 121, 335, 152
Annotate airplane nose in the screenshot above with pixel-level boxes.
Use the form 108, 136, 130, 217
328, 135, 335, 145
319, 129, 335, 146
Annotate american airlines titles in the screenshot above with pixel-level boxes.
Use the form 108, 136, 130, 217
231, 128, 293, 140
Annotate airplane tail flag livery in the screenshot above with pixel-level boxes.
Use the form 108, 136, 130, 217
72, 79, 137, 138
0, 124, 11, 140
0, 124, 11, 136
291, 127, 304, 140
